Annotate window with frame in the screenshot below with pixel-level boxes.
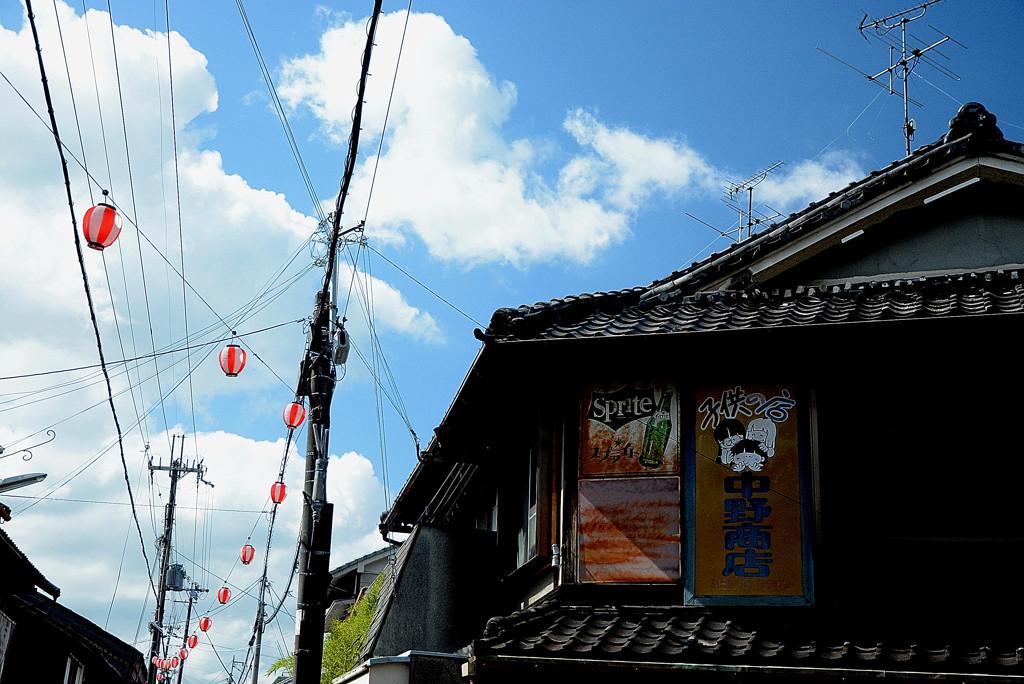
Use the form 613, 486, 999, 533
64, 656, 83, 684
516, 442, 541, 568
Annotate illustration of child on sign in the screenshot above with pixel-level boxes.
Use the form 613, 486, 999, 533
713, 418, 745, 467
715, 416, 777, 472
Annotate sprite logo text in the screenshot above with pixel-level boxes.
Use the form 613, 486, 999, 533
586, 387, 656, 431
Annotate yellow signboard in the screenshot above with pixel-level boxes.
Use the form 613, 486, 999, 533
689, 384, 812, 604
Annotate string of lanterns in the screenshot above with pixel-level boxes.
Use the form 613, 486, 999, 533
83, 201, 314, 677
153, 381, 305, 670
199, 401, 305, 658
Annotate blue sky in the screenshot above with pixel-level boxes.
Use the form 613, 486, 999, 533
2, 1, 1023, 681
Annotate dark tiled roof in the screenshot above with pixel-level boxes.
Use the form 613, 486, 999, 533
360, 532, 410, 661
471, 599, 1024, 674
484, 269, 1024, 341
482, 103, 1024, 344
0, 525, 60, 598
13, 591, 147, 681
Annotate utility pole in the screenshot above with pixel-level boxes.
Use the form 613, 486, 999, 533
292, 292, 337, 681
177, 584, 203, 684
148, 436, 213, 684
292, 1, 381, 682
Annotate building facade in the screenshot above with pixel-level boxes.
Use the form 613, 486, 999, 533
0, 527, 147, 683
359, 103, 1024, 683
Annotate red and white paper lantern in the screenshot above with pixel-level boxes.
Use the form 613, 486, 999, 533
82, 203, 122, 251
283, 402, 306, 429
219, 343, 246, 377
240, 543, 255, 565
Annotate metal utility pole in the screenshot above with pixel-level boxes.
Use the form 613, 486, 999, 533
292, 1, 381, 682
148, 436, 212, 684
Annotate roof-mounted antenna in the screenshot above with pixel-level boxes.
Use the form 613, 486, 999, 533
687, 161, 784, 245
724, 161, 784, 241
818, 0, 965, 156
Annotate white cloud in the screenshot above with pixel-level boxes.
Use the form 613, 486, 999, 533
280, 11, 634, 267
0, 4, 418, 679
335, 263, 443, 344
563, 108, 720, 209
755, 151, 865, 210
279, 12, 865, 269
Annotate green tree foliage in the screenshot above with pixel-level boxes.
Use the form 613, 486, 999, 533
321, 572, 384, 682
266, 654, 294, 679
267, 571, 385, 684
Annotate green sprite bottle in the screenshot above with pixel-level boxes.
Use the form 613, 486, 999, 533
639, 390, 673, 469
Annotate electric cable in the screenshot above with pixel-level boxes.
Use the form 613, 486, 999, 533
235, 0, 325, 221
24, 0, 157, 598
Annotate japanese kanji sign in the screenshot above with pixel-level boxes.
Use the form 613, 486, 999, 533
688, 384, 812, 605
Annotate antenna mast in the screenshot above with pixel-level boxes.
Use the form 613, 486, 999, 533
687, 161, 784, 244
819, 0, 964, 156
724, 161, 785, 241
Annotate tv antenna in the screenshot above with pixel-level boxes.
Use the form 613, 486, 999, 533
817, 0, 965, 156
686, 161, 784, 244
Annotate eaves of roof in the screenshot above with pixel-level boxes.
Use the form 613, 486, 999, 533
469, 597, 1024, 678
14, 591, 146, 680
483, 268, 1024, 343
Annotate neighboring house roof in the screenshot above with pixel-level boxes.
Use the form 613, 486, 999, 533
326, 546, 394, 627
12, 591, 147, 682
469, 594, 1024, 676
330, 546, 392, 578
0, 525, 60, 599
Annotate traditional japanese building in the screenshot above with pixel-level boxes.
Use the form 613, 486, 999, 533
355, 102, 1024, 684
0, 526, 147, 683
